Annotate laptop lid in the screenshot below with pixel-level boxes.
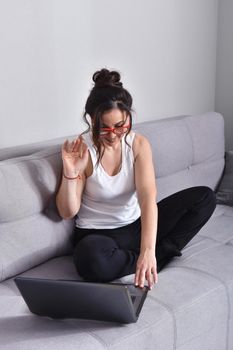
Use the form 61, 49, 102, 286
14, 277, 148, 324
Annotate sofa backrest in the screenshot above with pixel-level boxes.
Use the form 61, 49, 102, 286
0, 146, 74, 282
133, 111, 225, 202
0, 134, 77, 161
0, 111, 225, 281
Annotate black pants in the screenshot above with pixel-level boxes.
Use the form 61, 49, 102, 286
72, 186, 216, 282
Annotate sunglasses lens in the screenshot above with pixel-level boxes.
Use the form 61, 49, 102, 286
115, 127, 128, 134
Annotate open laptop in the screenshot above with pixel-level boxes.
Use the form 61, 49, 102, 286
14, 277, 149, 323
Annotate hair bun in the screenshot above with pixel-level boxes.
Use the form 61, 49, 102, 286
92, 68, 123, 88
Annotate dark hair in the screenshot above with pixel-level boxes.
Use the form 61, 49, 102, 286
81, 68, 135, 168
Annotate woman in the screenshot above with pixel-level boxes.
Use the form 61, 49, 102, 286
56, 68, 216, 291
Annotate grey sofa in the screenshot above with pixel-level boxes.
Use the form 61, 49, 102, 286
0, 111, 232, 350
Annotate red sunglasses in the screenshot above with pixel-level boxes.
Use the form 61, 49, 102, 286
99, 124, 131, 136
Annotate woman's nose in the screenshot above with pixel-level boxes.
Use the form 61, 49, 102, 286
108, 130, 115, 138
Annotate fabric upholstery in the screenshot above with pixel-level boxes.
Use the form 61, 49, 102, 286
0, 111, 232, 350
215, 151, 233, 206
0, 147, 75, 281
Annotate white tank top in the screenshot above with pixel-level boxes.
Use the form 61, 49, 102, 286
75, 131, 141, 229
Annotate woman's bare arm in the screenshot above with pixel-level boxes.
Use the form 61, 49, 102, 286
55, 173, 86, 219
133, 134, 158, 289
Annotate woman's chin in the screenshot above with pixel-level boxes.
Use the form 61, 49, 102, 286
102, 138, 120, 147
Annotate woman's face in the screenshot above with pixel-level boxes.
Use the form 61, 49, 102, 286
97, 108, 130, 147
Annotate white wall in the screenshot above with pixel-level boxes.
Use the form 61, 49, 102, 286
0, 0, 219, 148
90, 0, 218, 124
215, 0, 233, 151
0, 0, 93, 148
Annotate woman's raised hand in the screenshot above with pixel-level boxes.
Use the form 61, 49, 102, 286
61, 135, 89, 177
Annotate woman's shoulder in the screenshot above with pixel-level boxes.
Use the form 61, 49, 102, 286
131, 131, 151, 161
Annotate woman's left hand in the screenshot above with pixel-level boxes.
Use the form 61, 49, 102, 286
134, 248, 158, 290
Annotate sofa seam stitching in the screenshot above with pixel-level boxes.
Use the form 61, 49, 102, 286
108, 297, 175, 349
181, 245, 219, 261
198, 234, 233, 245
145, 297, 177, 350
85, 331, 109, 349
167, 266, 230, 350
84, 297, 168, 350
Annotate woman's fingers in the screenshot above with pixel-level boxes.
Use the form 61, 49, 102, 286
147, 269, 156, 290
62, 139, 68, 148
71, 140, 77, 152
61, 136, 89, 163
62, 140, 69, 154
62, 136, 83, 154
72, 138, 80, 152
146, 270, 152, 289
152, 266, 158, 284
136, 268, 146, 288
82, 143, 89, 158
71, 135, 86, 153
135, 266, 158, 290
134, 268, 140, 286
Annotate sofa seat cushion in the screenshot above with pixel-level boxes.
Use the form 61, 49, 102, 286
169, 228, 233, 309
196, 203, 233, 243
0, 204, 231, 350
0, 255, 227, 350
166, 204, 233, 350
0, 296, 175, 350
0, 270, 175, 350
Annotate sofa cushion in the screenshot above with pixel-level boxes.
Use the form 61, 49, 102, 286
0, 146, 74, 282
134, 119, 193, 178
0, 134, 76, 161
133, 112, 225, 202
0, 218, 229, 350
215, 151, 233, 206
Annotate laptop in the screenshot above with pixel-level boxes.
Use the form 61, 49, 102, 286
14, 277, 149, 323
